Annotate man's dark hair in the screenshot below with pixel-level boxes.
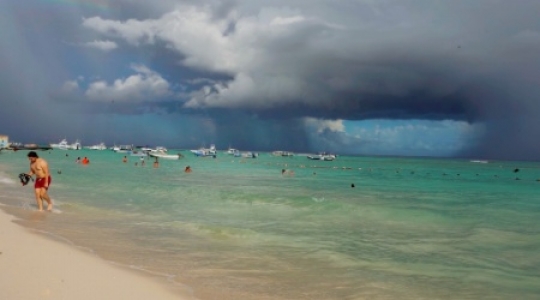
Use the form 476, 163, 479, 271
27, 151, 39, 158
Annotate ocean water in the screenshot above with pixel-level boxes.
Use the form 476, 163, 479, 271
1, 149, 539, 300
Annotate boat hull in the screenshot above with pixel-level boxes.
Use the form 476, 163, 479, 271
149, 153, 183, 160
307, 155, 336, 161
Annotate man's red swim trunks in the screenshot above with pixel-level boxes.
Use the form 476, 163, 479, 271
34, 176, 51, 189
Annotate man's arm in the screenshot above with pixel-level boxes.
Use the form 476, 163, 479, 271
27, 167, 34, 177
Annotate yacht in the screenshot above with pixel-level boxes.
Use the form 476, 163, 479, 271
87, 142, 107, 150
272, 150, 294, 157
226, 147, 239, 155
307, 153, 336, 161
50, 139, 69, 150
69, 139, 82, 150
149, 146, 168, 153
241, 152, 258, 158
112, 145, 133, 153
190, 144, 217, 157
129, 149, 148, 157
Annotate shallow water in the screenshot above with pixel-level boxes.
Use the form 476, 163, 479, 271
1, 150, 539, 299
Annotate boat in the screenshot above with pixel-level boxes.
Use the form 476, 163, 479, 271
10, 143, 53, 151
129, 149, 148, 157
307, 153, 336, 161
272, 150, 294, 157
112, 145, 133, 153
226, 147, 239, 156
148, 150, 184, 160
241, 152, 258, 158
69, 139, 82, 150
50, 139, 70, 150
87, 142, 107, 150
148, 146, 168, 153
190, 144, 217, 157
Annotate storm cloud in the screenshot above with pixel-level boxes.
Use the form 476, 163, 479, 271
2, 0, 540, 159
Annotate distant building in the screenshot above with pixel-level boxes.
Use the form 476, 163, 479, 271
0, 135, 8, 149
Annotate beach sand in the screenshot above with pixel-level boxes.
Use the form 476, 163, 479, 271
0, 207, 194, 300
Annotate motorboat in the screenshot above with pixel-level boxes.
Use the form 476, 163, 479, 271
272, 150, 294, 157
226, 147, 239, 155
69, 139, 82, 150
226, 148, 241, 157
112, 145, 133, 153
148, 150, 183, 160
470, 160, 488, 164
241, 152, 258, 158
307, 153, 336, 161
190, 144, 217, 157
10, 143, 52, 151
148, 146, 168, 153
87, 142, 107, 150
129, 149, 148, 157
50, 139, 69, 150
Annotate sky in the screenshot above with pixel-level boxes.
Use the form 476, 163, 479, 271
1, 0, 540, 160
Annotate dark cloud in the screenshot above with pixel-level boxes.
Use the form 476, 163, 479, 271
2, 0, 540, 159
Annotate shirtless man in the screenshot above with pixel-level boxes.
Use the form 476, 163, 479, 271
26, 151, 53, 211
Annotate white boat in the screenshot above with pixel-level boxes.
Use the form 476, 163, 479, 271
241, 152, 258, 158
87, 142, 107, 150
227, 147, 239, 155
148, 150, 183, 160
113, 145, 133, 153
69, 139, 82, 150
50, 139, 69, 150
190, 144, 217, 157
129, 149, 148, 157
148, 146, 168, 153
272, 150, 294, 157
307, 153, 336, 161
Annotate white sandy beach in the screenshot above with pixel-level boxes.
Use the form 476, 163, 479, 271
0, 208, 194, 300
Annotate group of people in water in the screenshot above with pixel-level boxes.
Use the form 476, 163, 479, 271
76, 156, 90, 165
22, 151, 195, 213
122, 155, 160, 168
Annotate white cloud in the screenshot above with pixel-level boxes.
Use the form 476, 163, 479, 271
304, 117, 345, 133
82, 5, 340, 109
61, 80, 79, 93
270, 15, 306, 26
84, 40, 118, 51
85, 65, 171, 102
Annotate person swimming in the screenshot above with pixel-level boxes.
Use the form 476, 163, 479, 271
281, 169, 294, 176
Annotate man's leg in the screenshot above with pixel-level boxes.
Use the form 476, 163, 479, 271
40, 189, 53, 211
34, 188, 43, 211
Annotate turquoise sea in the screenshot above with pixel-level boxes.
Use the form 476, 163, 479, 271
1, 149, 539, 300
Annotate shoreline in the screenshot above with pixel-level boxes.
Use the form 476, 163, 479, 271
0, 207, 195, 300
